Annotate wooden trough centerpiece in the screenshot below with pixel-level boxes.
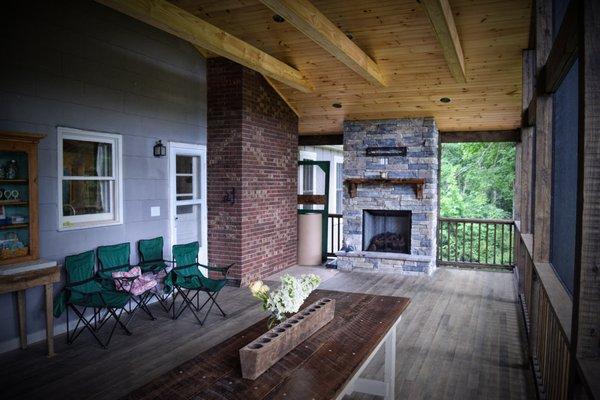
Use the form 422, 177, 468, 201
239, 297, 335, 380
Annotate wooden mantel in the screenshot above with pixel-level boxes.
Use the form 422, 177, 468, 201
344, 178, 426, 199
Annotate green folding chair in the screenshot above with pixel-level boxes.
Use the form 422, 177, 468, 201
97, 242, 155, 322
53, 250, 131, 349
137, 236, 172, 312
166, 241, 233, 325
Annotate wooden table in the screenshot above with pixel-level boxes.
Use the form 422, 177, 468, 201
125, 289, 410, 400
0, 260, 61, 357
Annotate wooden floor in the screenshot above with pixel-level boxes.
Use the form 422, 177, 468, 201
0, 267, 533, 400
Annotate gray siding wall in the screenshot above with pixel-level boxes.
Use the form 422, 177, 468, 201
0, 0, 207, 349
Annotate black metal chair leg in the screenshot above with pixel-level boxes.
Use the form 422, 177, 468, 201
201, 294, 217, 325
209, 292, 226, 317
69, 306, 108, 349
175, 289, 203, 325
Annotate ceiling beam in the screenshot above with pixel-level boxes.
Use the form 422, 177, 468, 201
95, 0, 314, 93
263, 75, 300, 117
420, 0, 467, 83
440, 130, 521, 143
259, 0, 387, 87
299, 134, 343, 146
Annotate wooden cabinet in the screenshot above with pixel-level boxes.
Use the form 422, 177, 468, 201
0, 132, 43, 266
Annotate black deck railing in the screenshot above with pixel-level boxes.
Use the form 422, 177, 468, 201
437, 217, 514, 268
327, 213, 343, 256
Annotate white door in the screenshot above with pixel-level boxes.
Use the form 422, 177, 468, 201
169, 143, 207, 265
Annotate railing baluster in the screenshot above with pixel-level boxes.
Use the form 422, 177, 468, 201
500, 223, 505, 265
337, 216, 341, 253
478, 223, 482, 263
461, 222, 466, 262
470, 222, 474, 262
447, 221, 451, 261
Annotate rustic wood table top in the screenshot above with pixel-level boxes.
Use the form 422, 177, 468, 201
124, 289, 410, 400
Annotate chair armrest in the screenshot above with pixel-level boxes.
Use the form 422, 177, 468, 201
199, 263, 234, 277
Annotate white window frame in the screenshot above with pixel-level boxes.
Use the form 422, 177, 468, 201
57, 127, 124, 231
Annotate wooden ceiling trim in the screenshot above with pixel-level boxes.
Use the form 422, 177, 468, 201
95, 0, 314, 93
299, 134, 343, 146
419, 0, 467, 83
259, 0, 387, 87
440, 129, 521, 143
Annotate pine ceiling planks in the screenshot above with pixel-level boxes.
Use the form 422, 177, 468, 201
173, 0, 531, 134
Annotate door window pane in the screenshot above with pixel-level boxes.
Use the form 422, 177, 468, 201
63, 140, 112, 177
176, 176, 193, 195
176, 205, 193, 215
176, 156, 193, 174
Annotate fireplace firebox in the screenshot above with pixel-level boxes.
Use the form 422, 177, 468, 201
362, 210, 411, 254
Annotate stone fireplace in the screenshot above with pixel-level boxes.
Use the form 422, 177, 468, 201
336, 118, 438, 275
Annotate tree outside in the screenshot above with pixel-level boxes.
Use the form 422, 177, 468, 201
438, 142, 516, 266
440, 142, 515, 219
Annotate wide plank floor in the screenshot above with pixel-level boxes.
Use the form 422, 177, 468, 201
0, 267, 533, 400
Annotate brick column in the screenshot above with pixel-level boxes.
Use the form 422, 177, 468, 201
207, 58, 298, 286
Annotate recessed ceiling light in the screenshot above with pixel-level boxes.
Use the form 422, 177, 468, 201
272, 14, 285, 23
440, 97, 452, 103
332, 103, 342, 108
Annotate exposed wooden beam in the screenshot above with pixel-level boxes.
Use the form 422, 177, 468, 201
299, 130, 520, 146
192, 44, 211, 59
543, 0, 578, 94
299, 134, 343, 146
420, 0, 467, 83
259, 0, 386, 87
439, 130, 521, 143
263, 75, 300, 117
95, 0, 314, 93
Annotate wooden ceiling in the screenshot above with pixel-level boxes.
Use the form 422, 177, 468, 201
171, 0, 531, 135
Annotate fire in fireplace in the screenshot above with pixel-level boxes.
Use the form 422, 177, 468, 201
362, 210, 411, 254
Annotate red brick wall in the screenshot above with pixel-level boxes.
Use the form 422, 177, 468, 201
207, 58, 298, 286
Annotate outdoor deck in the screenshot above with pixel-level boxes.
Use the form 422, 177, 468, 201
0, 267, 533, 400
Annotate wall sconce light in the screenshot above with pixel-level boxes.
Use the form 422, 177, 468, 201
153, 140, 166, 157
223, 188, 235, 205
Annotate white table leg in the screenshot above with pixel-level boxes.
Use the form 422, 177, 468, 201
384, 322, 396, 400
339, 317, 399, 399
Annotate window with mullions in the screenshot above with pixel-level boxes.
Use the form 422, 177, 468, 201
58, 127, 123, 230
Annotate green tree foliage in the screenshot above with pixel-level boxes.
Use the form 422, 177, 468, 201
440, 143, 515, 219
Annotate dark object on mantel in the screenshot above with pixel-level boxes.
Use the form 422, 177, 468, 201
366, 146, 407, 157
344, 178, 425, 199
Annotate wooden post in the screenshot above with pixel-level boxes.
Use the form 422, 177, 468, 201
533, 0, 553, 262
45, 283, 55, 357
17, 290, 27, 349
574, 0, 600, 362
521, 49, 536, 234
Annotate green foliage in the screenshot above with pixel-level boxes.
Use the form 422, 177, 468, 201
440, 142, 515, 219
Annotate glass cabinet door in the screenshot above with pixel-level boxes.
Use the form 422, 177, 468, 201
0, 150, 30, 261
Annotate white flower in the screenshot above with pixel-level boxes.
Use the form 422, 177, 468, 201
253, 274, 321, 322
249, 280, 264, 295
